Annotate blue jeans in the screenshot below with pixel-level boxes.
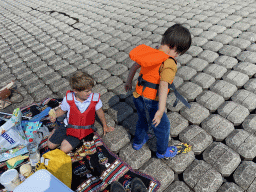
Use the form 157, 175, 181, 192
133, 96, 170, 154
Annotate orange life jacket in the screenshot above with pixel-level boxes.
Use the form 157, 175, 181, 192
129, 44, 176, 100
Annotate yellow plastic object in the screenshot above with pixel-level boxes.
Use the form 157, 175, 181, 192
35, 149, 72, 188
6, 155, 29, 167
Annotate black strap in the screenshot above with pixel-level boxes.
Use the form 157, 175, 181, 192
67, 124, 92, 129
138, 75, 191, 108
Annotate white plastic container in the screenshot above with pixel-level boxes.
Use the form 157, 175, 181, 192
14, 169, 73, 192
0, 169, 21, 191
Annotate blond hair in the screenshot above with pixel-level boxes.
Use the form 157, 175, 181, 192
69, 71, 94, 91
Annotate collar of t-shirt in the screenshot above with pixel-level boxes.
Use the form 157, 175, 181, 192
71, 92, 92, 113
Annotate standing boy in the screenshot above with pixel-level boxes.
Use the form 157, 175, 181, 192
125, 24, 191, 158
48, 71, 114, 153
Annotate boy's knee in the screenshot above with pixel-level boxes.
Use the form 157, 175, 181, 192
47, 140, 58, 149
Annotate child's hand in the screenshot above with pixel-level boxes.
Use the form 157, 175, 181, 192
48, 109, 56, 123
152, 110, 164, 127
124, 82, 132, 92
103, 126, 114, 135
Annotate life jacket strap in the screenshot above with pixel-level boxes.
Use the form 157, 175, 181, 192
138, 75, 191, 108
67, 124, 96, 130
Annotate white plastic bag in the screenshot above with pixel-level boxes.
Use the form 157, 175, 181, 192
0, 108, 28, 153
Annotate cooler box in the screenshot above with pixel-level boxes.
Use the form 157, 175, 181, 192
14, 169, 73, 192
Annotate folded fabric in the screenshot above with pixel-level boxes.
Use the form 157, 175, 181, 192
7, 155, 29, 169
21, 121, 42, 142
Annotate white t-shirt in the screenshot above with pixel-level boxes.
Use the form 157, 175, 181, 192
60, 92, 102, 125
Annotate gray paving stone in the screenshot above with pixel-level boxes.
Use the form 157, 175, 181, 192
164, 181, 192, 192
20, 73, 39, 86
103, 125, 130, 153
97, 58, 116, 70
210, 80, 237, 100
179, 125, 213, 155
191, 73, 216, 89
91, 70, 111, 84
189, 28, 203, 36
233, 161, 256, 190
242, 114, 256, 134
196, 91, 225, 112
198, 50, 219, 63
213, 34, 233, 44
176, 54, 193, 65
139, 158, 174, 191
31, 86, 53, 102
247, 44, 256, 52
119, 143, 151, 169
183, 160, 223, 192
223, 29, 242, 38
102, 76, 123, 91
202, 114, 234, 141
217, 182, 243, 192
231, 89, 256, 112
191, 37, 208, 46
25, 79, 45, 94
226, 129, 256, 160
199, 31, 217, 40
186, 46, 203, 57
177, 82, 203, 101
244, 79, 256, 94
232, 22, 250, 31
122, 113, 138, 136
173, 76, 184, 88
108, 101, 133, 123
219, 45, 242, 57
222, 71, 249, 88
217, 101, 250, 126
113, 84, 133, 99
180, 102, 210, 124
41, 72, 61, 85
168, 112, 189, 137
203, 142, 241, 177
229, 38, 251, 50
91, 84, 108, 96
203, 64, 227, 79
233, 62, 256, 77
202, 41, 223, 52
49, 78, 69, 93
166, 92, 189, 112
100, 91, 120, 111
237, 51, 256, 63
176, 66, 197, 81
58, 65, 77, 77
81, 64, 100, 75
35, 66, 54, 78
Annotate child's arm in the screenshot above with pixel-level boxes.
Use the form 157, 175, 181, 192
96, 108, 114, 135
125, 62, 140, 92
152, 80, 169, 127
49, 108, 66, 123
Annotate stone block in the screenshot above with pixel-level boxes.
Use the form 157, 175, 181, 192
176, 54, 193, 65
102, 125, 130, 153
196, 91, 225, 112
95, 113, 116, 137
12, 95, 34, 110
108, 102, 133, 123
102, 47, 119, 58
199, 50, 219, 63
49, 78, 69, 93
217, 101, 249, 126
176, 66, 197, 81
177, 82, 203, 101
215, 56, 238, 69
41, 72, 61, 85
219, 45, 242, 57
166, 91, 189, 112
203, 64, 227, 79
122, 113, 138, 136
201, 114, 234, 141
96, 43, 110, 53
232, 22, 250, 31
88, 53, 106, 64
179, 125, 213, 155
183, 160, 223, 192
233, 62, 256, 77
58, 65, 77, 77
191, 72, 216, 89
233, 161, 256, 190
186, 46, 203, 57
97, 58, 116, 70
20, 73, 39, 86
239, 32, 256, 42
13, 68, 32, 80
31, 86, 53, 102
223, 29, 242, 38
242, 114, 256, 134
203, 142, 241, 177
101, 76, 123, 91
92, 84, 108, 96
81, 49, 98, 59
217, 182, 243, 192
164, 181, 192, 192
107, 64, 128, 76
82, 64, 101, 75
237, 51, 256, 63
167, 112, 189, 137
210, 80, 237, 100
199, 31, 218, 40
139, 158, 174, 191
25, 79, 45, 94
192, 37, 208, 46
114, 41, 131, 51
209, 25, 226, 33
92, 70, 111, 83
119, 143, 151, 169
196, 22, 213, 30
225, 129, 256, 160
222, 71, 249, 88
244, 79, 256, 94
189, 28, 203, 36
231, 90, 256, 111
74, 45, 89, 54
173, 76, 184, 88
229, 38, 251, 50
180, 102, 210, 125
213, 34, 233, 44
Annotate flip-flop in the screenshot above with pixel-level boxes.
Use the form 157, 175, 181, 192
175, 143, 192, 155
